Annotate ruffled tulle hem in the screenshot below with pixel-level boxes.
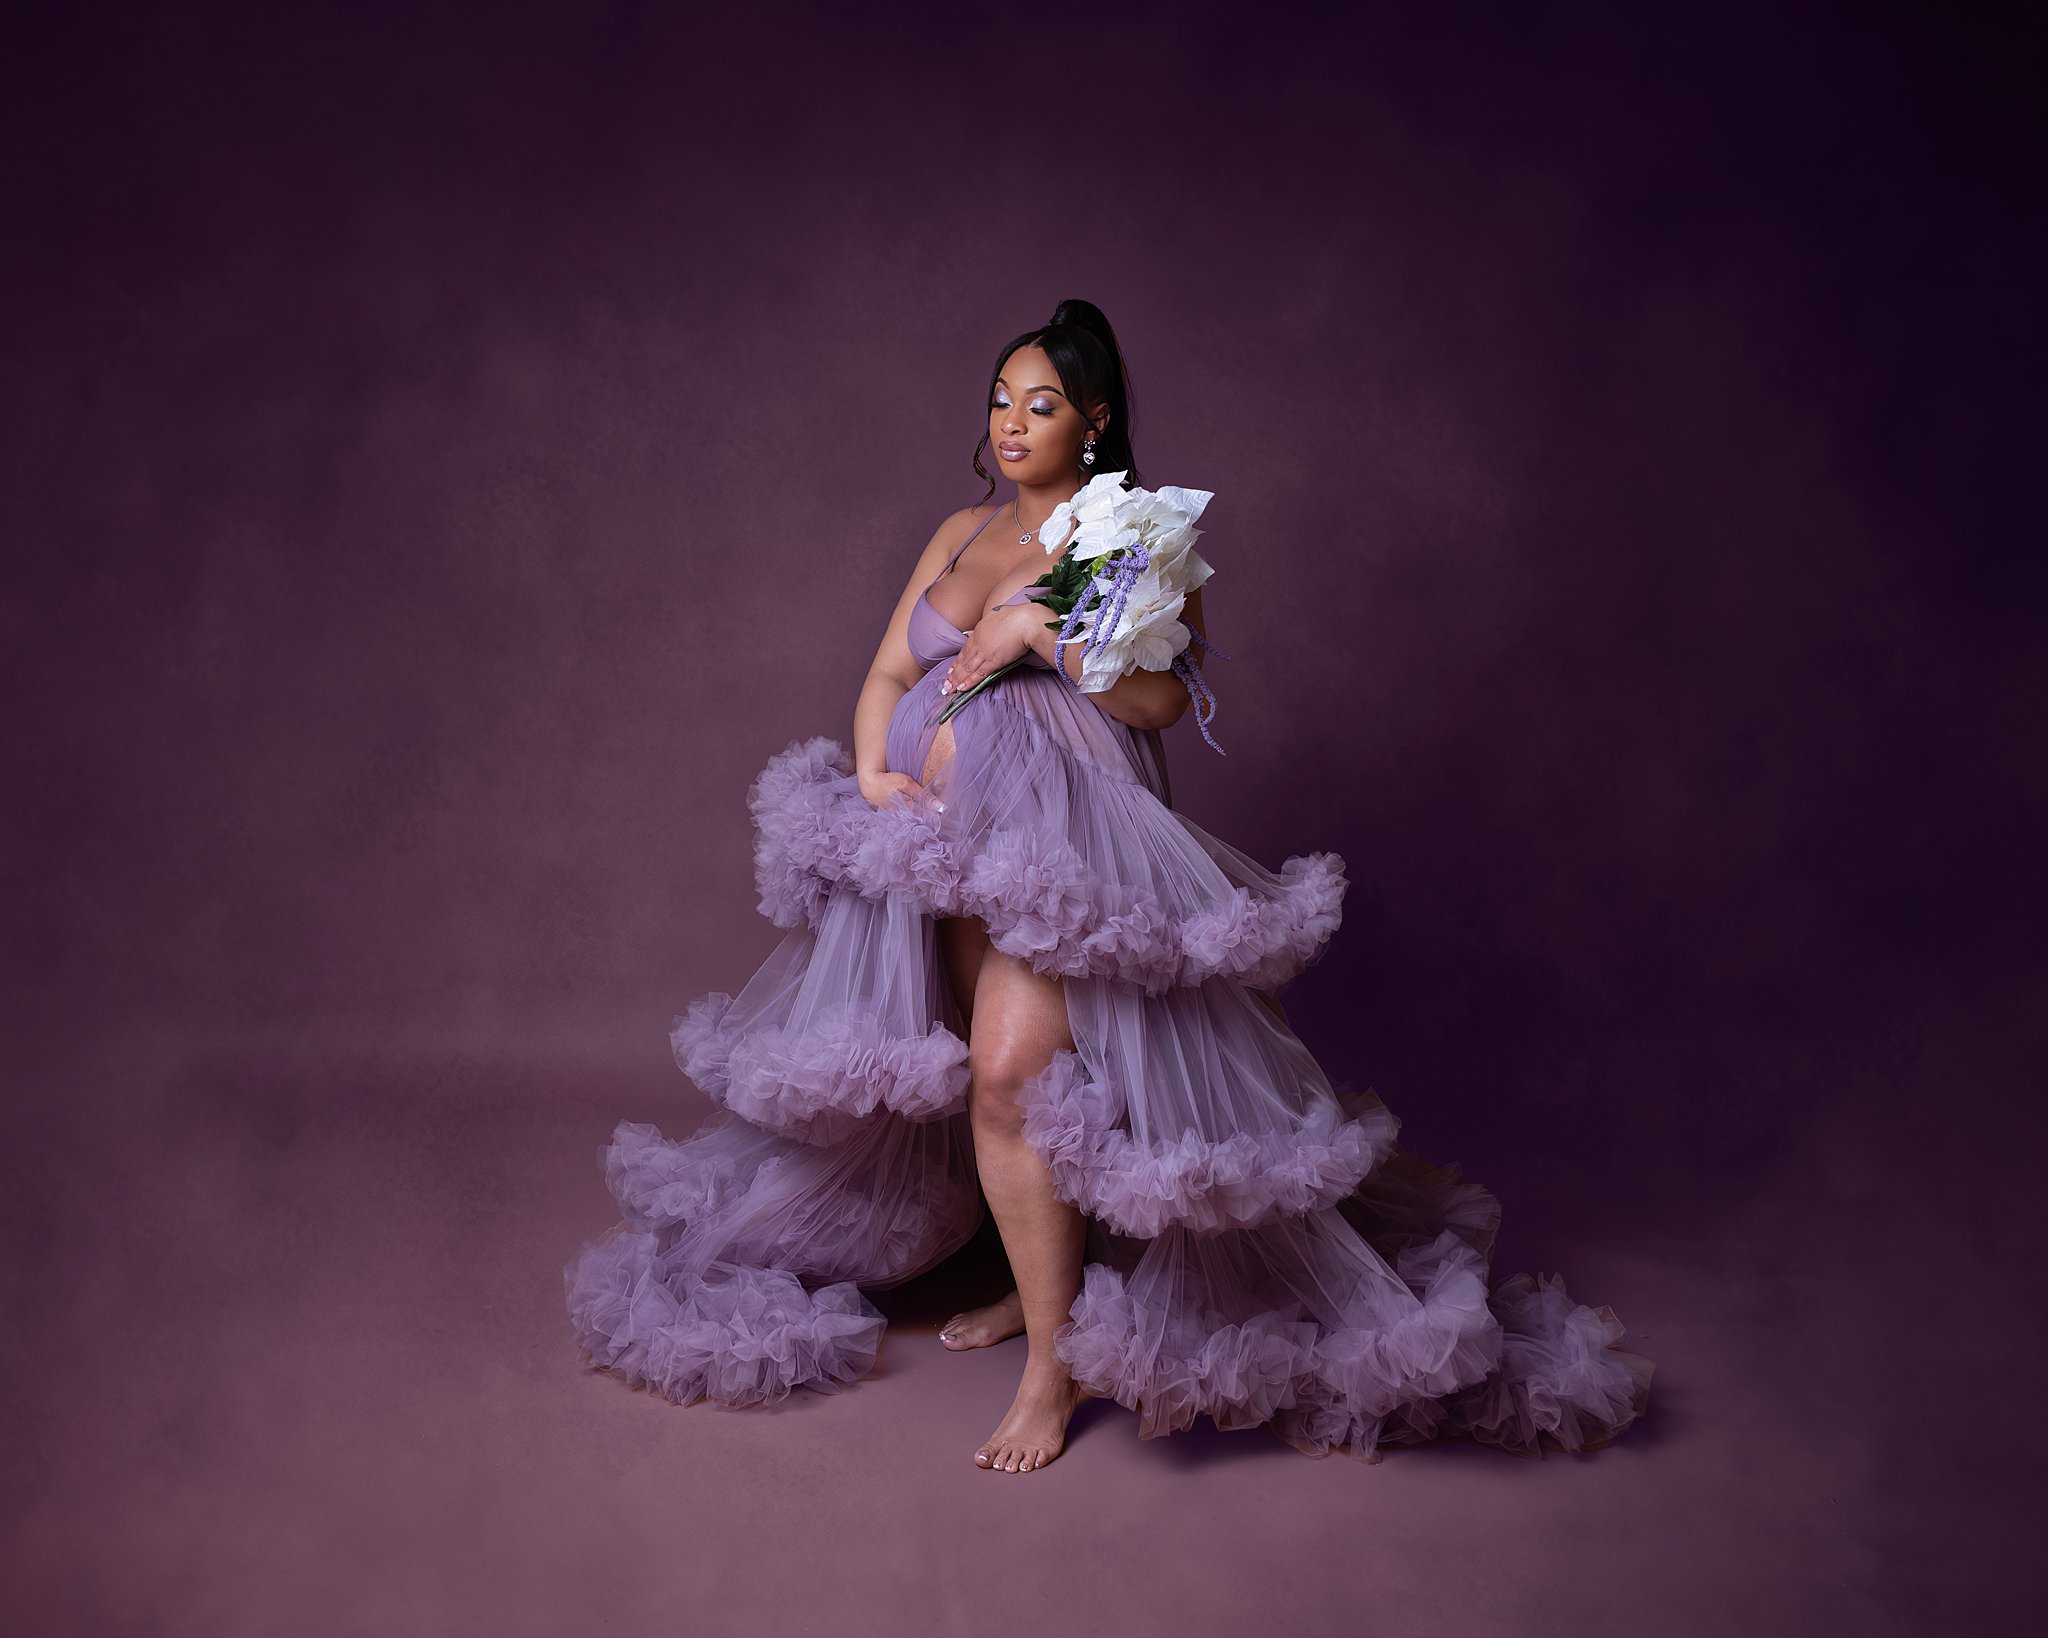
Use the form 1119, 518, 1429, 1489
571, 1116, 1654, 1454
1432, 1272, 1658, 1455
749, 736, 1345, 995
1055, 1235, 1653, 1463
563, 1234, 887, 1408
593, 1113, 983, 1290
1019, 1047, 1403, 1238
671, 990, 970, 1144
1052, 1228, 1497, 1452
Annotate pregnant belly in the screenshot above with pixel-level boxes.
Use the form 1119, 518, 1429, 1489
884, 666, 952, 783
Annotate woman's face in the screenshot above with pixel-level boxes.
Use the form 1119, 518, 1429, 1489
989, 344, 1103, 483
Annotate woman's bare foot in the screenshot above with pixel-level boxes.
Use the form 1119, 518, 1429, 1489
974, 1351, 1094, 1472
938, 1288, 1025, 1350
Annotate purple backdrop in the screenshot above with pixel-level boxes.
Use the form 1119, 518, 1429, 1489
2, 2, 2039, 1634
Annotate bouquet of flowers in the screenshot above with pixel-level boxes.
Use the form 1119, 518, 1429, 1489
935, 470, 1230, 754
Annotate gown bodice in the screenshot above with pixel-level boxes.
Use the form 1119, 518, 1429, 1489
906, 503, 1059, 673
907, 585, 1049, 671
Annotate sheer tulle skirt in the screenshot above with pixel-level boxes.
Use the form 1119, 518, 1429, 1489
563, 658, 1654, 1458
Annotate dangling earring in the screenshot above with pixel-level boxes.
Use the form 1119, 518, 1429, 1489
1080, 435, 1097, 468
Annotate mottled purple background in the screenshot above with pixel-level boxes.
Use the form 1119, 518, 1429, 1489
3, 2, 2039, 1634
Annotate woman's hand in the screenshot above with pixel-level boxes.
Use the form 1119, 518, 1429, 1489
859, 768, 938, 811
941, 603, 1039, 698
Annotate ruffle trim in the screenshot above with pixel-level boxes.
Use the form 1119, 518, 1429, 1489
671, 992, 971, 1145
748, 736, 1345, 993
1051, 1240, 1653, 1460
1018, 1048, 1400, 1238
594, 1117, 981, 1290
1052, 1231, 1497, 1453
1267, 1231, 1503, 1458
563, 1238, 884, 1408
602, 1115, 755, 1232
1437, 1272, 1657, 1454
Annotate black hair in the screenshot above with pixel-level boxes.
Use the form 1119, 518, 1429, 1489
971, 298, 1139, 501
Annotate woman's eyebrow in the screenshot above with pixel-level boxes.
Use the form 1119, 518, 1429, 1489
995, 376, 1068, 397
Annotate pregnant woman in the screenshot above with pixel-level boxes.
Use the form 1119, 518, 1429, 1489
563, 298, 1655, 1474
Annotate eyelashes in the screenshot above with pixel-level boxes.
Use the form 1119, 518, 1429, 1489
990, 397, 1056, 416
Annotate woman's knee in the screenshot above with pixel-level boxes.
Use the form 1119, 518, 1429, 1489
963, 948, 1072, 1134
966, 1038, 1043, 1133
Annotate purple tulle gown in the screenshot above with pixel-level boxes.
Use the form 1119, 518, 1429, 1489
563, 506, 1656, 1461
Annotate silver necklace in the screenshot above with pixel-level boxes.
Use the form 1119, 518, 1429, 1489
1014, 495, 1075, 545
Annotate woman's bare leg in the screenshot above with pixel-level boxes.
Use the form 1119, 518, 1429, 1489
923, 725, 1026, 1352
933, 912, 1028, 1351
961, 941, 1093, 1471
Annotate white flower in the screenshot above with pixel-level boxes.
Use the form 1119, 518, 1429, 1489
1038, 474, 1217, 694
1038, 470, 1132, 557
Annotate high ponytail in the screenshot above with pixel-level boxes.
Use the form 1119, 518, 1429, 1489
972, 298, 1140, 498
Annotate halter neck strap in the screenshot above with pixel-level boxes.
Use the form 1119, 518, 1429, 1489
937, 501, 1005, 576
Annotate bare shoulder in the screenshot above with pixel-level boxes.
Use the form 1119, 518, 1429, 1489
937, 498, 1003, 540
913, 499, 1002, 574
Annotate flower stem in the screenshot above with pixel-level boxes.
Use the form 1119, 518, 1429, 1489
934, 657, 1028, 725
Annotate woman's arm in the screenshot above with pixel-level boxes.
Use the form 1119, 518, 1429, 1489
853, 507, 988, 802
958, 584, 1209, 732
